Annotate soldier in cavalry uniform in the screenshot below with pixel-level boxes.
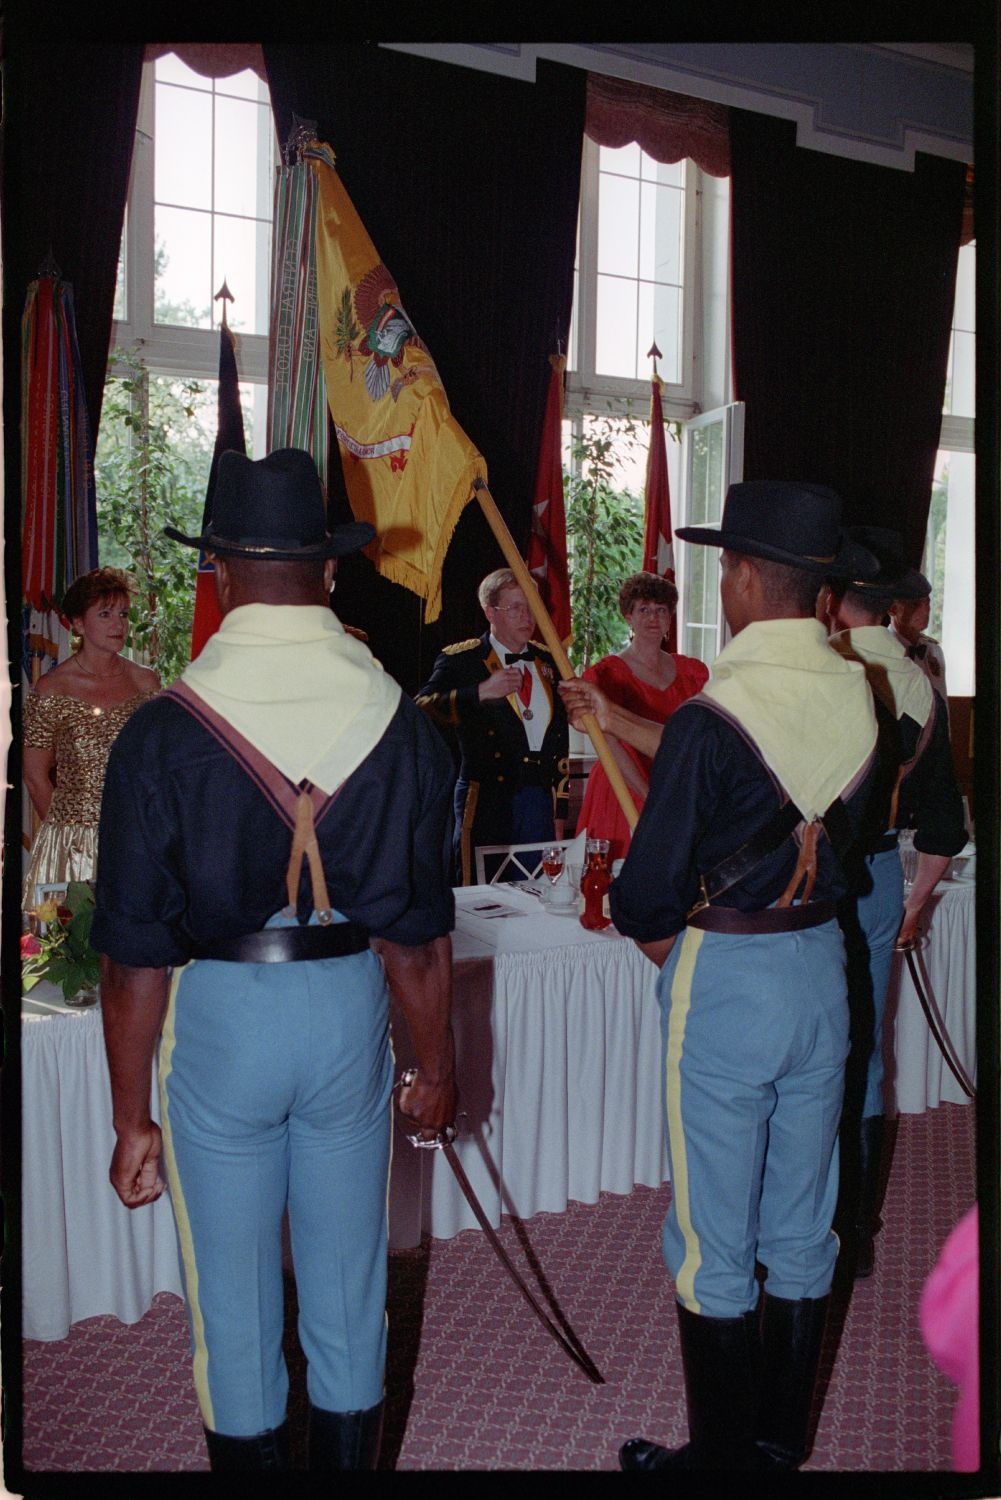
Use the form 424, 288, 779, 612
417, 567, 569, 885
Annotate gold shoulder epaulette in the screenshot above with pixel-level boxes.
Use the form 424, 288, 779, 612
442, 638, 481, 655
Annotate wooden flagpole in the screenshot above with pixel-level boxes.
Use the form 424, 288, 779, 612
472, 478, 639, 832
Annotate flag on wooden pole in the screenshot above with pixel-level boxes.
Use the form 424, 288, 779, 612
526, 351, 572, 645
190, 291, 247, 659
307, 141, 485, 622
641, 348, 677, 651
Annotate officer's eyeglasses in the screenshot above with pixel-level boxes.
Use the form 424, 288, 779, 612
492, 603, 533, 617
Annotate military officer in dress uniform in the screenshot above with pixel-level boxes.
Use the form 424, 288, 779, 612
887, 586, 950, 716
416, 567, 568, 884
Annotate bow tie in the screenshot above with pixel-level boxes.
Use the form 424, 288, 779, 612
908, 643, 928, 661
505, 651, 533, 664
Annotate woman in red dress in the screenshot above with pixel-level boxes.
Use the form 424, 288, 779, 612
577, 572, 708, 861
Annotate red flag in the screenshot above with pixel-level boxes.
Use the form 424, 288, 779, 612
641, 373, 677, 651
190, 322, 247, 660
526, 352, 571, 644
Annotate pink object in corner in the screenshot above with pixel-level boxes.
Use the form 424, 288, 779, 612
919, 1204, 979, 1472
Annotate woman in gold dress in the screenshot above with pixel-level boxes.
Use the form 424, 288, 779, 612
22, 567, 161, 905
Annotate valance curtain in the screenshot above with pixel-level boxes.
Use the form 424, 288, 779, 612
263, 44, 586, 693
144, 43, 267, 82
585, 71, 730, 177
729, 109, 966, 565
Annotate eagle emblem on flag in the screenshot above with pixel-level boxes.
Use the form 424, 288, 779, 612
335, 262, 437, 405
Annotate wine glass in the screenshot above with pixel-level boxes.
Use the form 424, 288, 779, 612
541, 845, 565, 886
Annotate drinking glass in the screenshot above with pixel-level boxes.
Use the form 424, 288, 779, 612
541, 845, 566, 886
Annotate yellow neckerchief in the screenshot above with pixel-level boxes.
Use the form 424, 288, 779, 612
701, 617, 877, 820
180, 603, 401, 794
828, 625, 933, 727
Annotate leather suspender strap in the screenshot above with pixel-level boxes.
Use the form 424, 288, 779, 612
165, 683, 345, 927
694, 790, 856, 913
286, 790, 335, 922
164, 683, 342, 831
696, 797, 804, 905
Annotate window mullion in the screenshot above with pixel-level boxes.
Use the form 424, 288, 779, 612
575, 136, 600, 388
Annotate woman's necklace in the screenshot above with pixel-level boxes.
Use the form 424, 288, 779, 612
74, 653, 126, 681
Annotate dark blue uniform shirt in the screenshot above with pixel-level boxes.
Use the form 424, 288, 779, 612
609, 698, 876, 944
888, 696, 967, 856
91, 694, 456, 969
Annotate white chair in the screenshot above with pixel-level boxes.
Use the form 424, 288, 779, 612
474, 839, 571, 886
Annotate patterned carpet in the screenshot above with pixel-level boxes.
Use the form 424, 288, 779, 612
15, 1102, 976, 1475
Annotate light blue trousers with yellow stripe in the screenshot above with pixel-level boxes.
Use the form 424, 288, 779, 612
158, 934, 393, 1437
658, 920, 850, 1319
854, 848, 905, 1119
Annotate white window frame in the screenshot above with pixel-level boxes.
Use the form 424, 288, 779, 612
675, 402, 745, 662
565, 135, 703, 429
111, 60, 272, 385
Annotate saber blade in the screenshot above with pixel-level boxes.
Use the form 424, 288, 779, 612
439, 1141, 604, 1385
903, 947, 975, 1099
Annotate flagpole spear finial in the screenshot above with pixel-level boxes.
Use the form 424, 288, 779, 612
38, 248, 61, 281
214, 280, 235, 331
284, 114, 319, 166
647, 341, 663, 379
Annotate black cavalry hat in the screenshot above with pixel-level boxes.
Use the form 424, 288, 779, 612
164, 447, 376, 561
841, 526, 932, 601
675, 480, 877, 578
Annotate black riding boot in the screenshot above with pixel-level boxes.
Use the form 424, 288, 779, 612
620, 1303, 763, 1470
308, 1399, 384, 1470
755, 1292, 830, 1469
854, 1114, 886, 1278
202, 1418, 291, 1470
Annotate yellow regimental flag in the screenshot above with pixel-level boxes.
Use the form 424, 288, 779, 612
307, 141, 486, 621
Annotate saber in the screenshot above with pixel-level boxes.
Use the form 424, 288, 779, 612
900, 944, 976, 1099
396, 1073, 604, 1384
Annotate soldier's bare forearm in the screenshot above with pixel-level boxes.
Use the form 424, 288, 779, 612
100, 957, 170, 1133
377, 934, 457, 1130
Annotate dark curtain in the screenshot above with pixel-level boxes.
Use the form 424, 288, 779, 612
2, 44, 144, 501
729, 109, 966, 567
264, 44, 585, 693
2, 43, 143, 934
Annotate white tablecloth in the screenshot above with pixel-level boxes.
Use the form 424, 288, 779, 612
388, 885, 670, 1249
389, 876, 976, 1247
21, 874, 975, 1331
21, 989, 184, 1341
884, 875, 976, 1115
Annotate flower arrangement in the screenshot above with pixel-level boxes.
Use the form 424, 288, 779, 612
22, 882, 101, 1001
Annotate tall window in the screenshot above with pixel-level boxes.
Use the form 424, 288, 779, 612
565, 136, 730, 666
99, 55, 278, 678
568, 137, 707, 422
927, 241, 975, 695
112, 55, 275, 439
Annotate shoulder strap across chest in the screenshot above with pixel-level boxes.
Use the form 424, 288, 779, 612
166, 681, 341, 922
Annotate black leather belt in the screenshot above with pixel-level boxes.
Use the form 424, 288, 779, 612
687, 901, 836, 935
191, 924, 370, 963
